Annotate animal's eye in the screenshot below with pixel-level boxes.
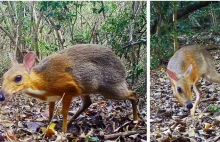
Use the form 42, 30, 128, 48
191, 85, 193, 91
177, 87, 182, 94
14, 75, 22, 83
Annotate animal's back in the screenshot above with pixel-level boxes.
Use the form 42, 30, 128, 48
167, 45, 214, 76
33, 44, 126, 95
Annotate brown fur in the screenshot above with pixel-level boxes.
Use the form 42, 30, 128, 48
167, 45, 220, 115
1, 44, 138, 132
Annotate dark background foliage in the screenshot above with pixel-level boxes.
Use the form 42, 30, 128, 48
151, 1, 220, 69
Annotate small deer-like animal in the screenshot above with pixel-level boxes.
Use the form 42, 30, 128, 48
167, 45, 220, 115
0, 44, 138, 132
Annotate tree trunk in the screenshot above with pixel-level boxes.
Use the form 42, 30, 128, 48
173, 2, 178, 52
151, 1, 219, 34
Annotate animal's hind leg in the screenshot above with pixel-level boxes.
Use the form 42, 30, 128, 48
67, 95, 92, 126
101, 84, 139, 120
127, 90, 138, 120
206, 70, 220, 84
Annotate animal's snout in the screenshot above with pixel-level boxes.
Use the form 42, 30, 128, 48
185, 103, 193, 109
0, 91, 5, 101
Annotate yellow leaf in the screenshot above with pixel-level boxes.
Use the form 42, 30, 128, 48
41, 123, 57, 137
204, 123, 211, 130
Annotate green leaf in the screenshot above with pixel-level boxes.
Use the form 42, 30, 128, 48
88, 136, 99, 142
111, 3, 117, 9
98, 7, 104, 14
92, 8, 98, 14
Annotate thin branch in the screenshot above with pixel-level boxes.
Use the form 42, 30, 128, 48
0, 14, 15, 17
104, 130, 146, 140
101, 1, 106, 19
89, 21, 98, 43
70, 2, 78, 42
129, 1, 142, 42
0, 25, 15, 45
118, 40, 146, 51
151, 1, 219, 34
76, 10, 91, 29
0, 2, 14, 36
48, 17, 64, 49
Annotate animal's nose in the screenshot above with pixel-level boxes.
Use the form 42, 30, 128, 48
186, 103, 193, 109
0, 92, 5, 101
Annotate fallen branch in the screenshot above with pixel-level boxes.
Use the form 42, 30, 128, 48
114, 121, 133, 133
104, 130, 146, 140
201, 97, 218, 102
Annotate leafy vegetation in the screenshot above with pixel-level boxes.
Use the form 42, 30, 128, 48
0, 1, 146, 141
151, 1, 219, 69
0, 1, 146, 90
209, 105, 220, 113
151, 2, 220, 141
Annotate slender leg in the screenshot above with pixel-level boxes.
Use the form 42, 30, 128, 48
67, 95, 92, 126
191, 84, 202, 115
62, 95, 73, 132
49, 102, 55, 122
103, 89, 139, 121
128, 90, 138, 120
206, 71, 220, 84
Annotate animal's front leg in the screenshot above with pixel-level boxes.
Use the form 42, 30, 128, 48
191, 84, 202, 115
62, 95, 73, 132
49, 102, 55, 122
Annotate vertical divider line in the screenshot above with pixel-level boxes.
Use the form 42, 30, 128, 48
147, 0, 150, 141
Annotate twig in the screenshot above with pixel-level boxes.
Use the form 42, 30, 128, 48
0, 25, 15, 45
0, 14, 15, 17
114, 121, 133, 133
104, 130, 146, 140
0, 2, 13, 36
117, 40, 146, 51
15, 108, 19, 133
42, 93, 65, 139
89, 21, 98, 43
75, 10, 91, 29
101, 1, 106, 19
201, 97, 218, 102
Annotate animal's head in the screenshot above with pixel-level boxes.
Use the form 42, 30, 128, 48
0, 52, 36, 101
167, 64, 194, 110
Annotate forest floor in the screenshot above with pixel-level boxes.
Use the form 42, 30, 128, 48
150, 49, 220, 142
0, 82, 146, 141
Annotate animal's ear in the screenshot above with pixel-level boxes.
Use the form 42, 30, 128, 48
167, 69, 178, 81
23, 51, 36, 73
8, 52, 18, 66
184, 64, 193, 77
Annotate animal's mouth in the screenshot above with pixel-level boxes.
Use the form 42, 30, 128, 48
0, 92, 5, 101
0, 90, 7, 101
184, 101, 193, 109
0, 89, 21, 101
